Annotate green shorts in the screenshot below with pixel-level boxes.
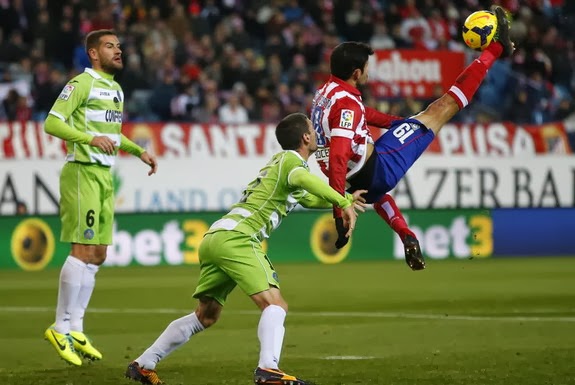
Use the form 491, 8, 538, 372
59, 162, 114, 245
193, 230, 280, 306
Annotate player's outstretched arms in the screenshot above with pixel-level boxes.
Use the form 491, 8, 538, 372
140, 152, 158, 176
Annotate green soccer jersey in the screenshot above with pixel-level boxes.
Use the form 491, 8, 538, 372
49, 68, 124, 166
208, 150, 351, 241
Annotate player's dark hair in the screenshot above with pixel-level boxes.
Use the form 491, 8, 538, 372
85, 29, 117, 53
330, 41, 374, 80
276, 113, 310, 150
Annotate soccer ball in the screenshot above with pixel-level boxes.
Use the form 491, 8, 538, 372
462, 10, 498, 51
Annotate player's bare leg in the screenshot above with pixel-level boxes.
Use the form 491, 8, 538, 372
414, 5, 514, 135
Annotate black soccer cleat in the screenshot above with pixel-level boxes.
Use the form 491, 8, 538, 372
491, 5, 514, 58
125, 361, 164, 385
404, 235, 425, 271
254, 367, 307, 385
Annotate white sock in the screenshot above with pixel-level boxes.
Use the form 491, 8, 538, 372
136, 312, 205, 370
54, 256, 85, 334
70, 263, 99, 332
258, 305, 287, 370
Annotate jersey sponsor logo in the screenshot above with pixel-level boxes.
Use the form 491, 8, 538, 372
315, 147, 329, 161
99, 91, 111, 96
339, 109, 354, 128
105, 110, 123, 123
58, 84, 75, 100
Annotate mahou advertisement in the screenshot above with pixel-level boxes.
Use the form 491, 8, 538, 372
367, 50, 466, 98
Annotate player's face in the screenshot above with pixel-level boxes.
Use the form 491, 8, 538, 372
94, 36, 123, 74
357, 61, 369, 85
307, 119, 318, 153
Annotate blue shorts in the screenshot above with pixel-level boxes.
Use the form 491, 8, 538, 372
349, 118, 435, 203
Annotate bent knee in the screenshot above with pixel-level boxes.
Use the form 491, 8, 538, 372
195, 298, 223, 328
196, 314, 218, 328
260, 298, 288, 313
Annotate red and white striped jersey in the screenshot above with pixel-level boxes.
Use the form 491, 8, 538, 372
311, 75, 400, 196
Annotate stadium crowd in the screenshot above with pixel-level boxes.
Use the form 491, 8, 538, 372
0, 0, 574, 125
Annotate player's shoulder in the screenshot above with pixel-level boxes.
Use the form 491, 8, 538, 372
281, 150, 309, 170
64, 72, 93, 89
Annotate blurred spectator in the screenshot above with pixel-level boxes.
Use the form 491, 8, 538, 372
149, 72, 177, 121
2, 89, 21, 120
218, 92, 248, 124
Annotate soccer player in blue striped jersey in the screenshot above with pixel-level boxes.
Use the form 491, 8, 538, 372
43, 29, 158, 366
125, 113, 366, 385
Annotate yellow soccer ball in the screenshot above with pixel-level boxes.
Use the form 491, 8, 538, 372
462, 10, 498, 51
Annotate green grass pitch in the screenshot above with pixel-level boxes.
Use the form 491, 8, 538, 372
0, 257, 574, 385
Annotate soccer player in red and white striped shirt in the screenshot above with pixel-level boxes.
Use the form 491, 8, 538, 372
311, 6, 514, 270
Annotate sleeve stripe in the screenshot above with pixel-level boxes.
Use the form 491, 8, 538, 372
331, 128, 355, 139
49, 111, 66, 121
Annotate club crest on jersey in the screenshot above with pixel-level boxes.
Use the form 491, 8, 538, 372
339, 109, 354, 128
58, 84, 75, 100
84, 229, 94, 240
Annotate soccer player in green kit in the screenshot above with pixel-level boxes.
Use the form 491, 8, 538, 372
125, 113, 366, 385
43, 29, 158, 366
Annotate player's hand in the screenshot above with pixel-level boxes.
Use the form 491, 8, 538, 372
90, 136, 116, 154
351, 189, 368, 213
140, 152, 158, 176
334, 206, 357, 249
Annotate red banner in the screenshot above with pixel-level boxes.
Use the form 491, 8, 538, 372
368, 50, 465, 98
0, 121, 571, 160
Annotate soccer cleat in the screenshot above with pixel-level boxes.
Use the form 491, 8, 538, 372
125, 361, 164, 385
70, 331, 103, 360
44, 326, 82, 366
491, 5, 514, 57
404, 235, 426, 271
254, 367, 307, 385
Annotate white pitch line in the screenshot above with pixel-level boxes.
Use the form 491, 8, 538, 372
0, 306, 575, 322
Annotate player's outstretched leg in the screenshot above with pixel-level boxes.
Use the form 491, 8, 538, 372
70, 330, 103, 360
404, 235, 425, 271
491, 5, 514, 57
125, 361, 164, 385
254, 367, 307, 385
44, 325, 82, 366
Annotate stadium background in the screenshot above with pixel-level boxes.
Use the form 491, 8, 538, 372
0, 2, 574, 384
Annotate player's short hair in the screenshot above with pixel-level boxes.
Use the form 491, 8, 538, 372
85, 29, 117, 54
276, 112, 310, 150
330, 41, 374, 80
